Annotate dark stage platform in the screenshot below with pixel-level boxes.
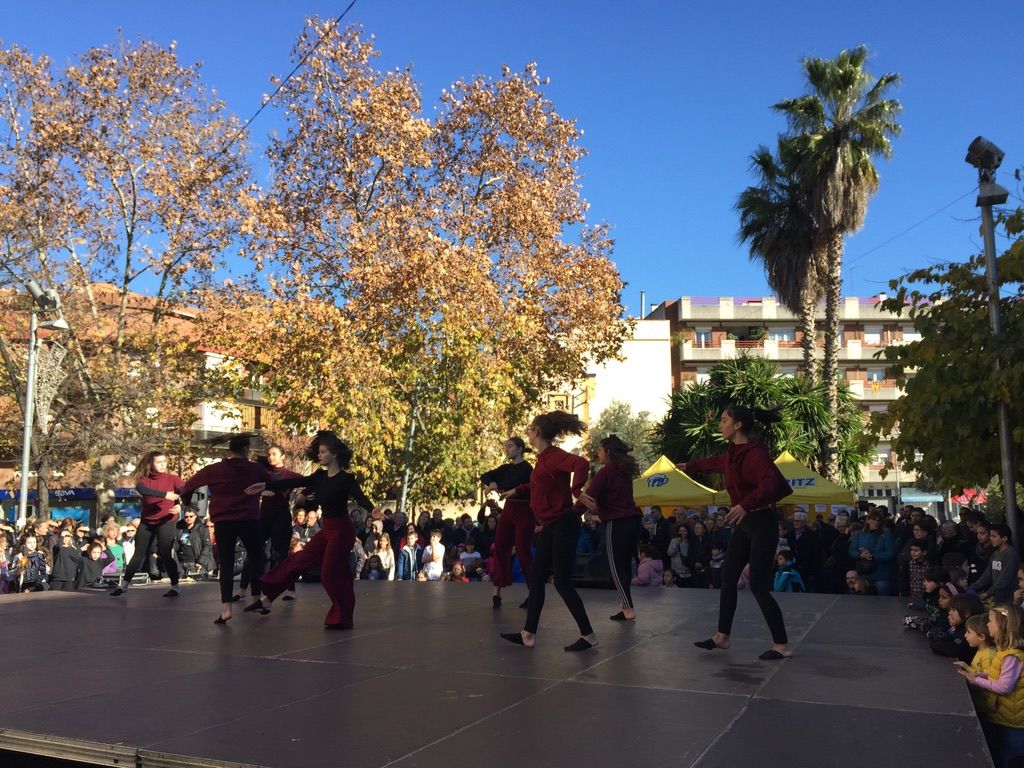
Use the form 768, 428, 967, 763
0, 582, 994, 768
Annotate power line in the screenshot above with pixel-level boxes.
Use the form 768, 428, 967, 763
208, 0, 360, 167
845, 188, 976, 269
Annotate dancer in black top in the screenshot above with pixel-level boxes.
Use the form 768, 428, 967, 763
680, 405, 794, 660
480, 437, 533, 609
245, 431, 376, 629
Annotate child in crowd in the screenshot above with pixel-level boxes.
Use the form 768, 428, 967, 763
631, 545, 663, 588
76, 542, 115, 589
11, 534, 51, 592
956, 604, 1024, 767
49, 528, 83, 591
663, 568, 679, 588
773, 550, 806, 593
905, 567, 949, 633
459, 539, 484, 580
102, 525, 124, 580
904, 540, 929, 606
397, 527, 423, 581
963, 614, 997, 718
708, 543, 725, 589
1014, 567, 1024, 607
932, 593, 986, 662
421, 529, 445, 581
361, 554, 387, 581
449, 561, 470, 583
415, 569, 429, 582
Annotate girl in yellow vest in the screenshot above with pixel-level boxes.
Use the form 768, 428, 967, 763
956, 604, 1024, 767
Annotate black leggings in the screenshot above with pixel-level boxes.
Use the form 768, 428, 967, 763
122, 520, 178, 586
214, 520, 264, 603
718, 508, 788, 644
606, 515, 641, 610
525, 513, 593, 636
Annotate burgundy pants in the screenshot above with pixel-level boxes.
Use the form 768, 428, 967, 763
262, 515, 355, 628
490, 500, 535, 589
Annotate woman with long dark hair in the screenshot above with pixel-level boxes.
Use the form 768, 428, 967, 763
244, 431, 376, 630
499, 411, 596, 651
481, 436, 533, 609
578, 434, 643, 621
112, 450, 184, 598
180, 434, 274, 624
680, 405, 794, 660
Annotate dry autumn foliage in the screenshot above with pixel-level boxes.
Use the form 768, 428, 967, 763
205, 22, 630, 502
0, 38, 251, 511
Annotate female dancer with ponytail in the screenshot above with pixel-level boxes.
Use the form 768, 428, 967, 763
112, 451, 184, 598
500, 411, 597, 652
680, 405, 793, 660
245, 431, 376, 630
480, 436, 533, 609
578, 434, 643, 622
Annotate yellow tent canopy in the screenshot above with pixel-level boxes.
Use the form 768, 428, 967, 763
711, 450, 856, 506
633, 455, 719, 507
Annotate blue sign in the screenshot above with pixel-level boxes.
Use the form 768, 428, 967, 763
790, 478, 816, 488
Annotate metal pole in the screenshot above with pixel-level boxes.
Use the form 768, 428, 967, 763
398, 385, 419, 519
17, 312, 39, 526
980, 199, 1020, 542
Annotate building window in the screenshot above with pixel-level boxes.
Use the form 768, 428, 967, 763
767, 329, 795, 341
867, 370, 885, 382
864, 324, 882, 345
695, 329, 712, 348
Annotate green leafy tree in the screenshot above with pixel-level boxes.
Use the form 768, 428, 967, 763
774, 46, 902, 479
585, 401, 658, 468
652, 356, 872, 490
874, 204, 1024, 493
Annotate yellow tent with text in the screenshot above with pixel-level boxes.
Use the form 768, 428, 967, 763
633, 456, 719, 507
711, 450, 856, 505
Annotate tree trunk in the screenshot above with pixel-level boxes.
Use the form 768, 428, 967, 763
820, 231, 844, 480
36, 454, 51, 520
799, 283, 818, 383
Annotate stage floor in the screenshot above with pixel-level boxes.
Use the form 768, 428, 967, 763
0, 581, 994, 768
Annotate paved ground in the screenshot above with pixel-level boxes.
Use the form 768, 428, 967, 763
0, 581, 994, 768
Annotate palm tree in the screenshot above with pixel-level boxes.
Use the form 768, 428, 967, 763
736, 139, 824, 381
774, 46, 902, 480
651, 355, 873, 490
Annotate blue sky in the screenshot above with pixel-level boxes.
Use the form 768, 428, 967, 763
4, 1, 1023, 315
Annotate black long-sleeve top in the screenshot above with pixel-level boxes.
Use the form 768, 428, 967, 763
266, 469, 374, 519
480, 461, 533, 493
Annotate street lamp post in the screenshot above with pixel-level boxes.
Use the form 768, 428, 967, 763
16, 280, 68, 527
965, 136, 1019, 543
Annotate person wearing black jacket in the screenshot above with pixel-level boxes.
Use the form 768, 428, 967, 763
76, 542, 114, 589
176, 509, 215, 577
49, 530, 82, 591
687, 521, 713, 588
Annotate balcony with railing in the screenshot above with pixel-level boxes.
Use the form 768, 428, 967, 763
668, 295, 908, 322
679, 338, 890, 363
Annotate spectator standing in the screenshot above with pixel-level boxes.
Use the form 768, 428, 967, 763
848, 510, 898, 596
49, 529, 82, 591
667, 524, 693, 587
376, 533, 396, 580
175, 509, 215, 578
421, 529, 445, 581
785, 511, 822, 590
396, 526, 423, 580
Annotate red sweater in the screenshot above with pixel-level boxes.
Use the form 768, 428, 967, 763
135, 472, 185, 526
580, 464, 641, 522
514, 446, 589, 526
685, 442, 792, 511
180, 458, 273, 523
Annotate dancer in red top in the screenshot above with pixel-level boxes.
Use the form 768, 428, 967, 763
681, 405, 794, 660
578, 434, 643, 621
480, 436, 533, 609
180, 434, 274, 624
112, 451, 184, 598
500, 411, 597, 651
245, 431, 376, 630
